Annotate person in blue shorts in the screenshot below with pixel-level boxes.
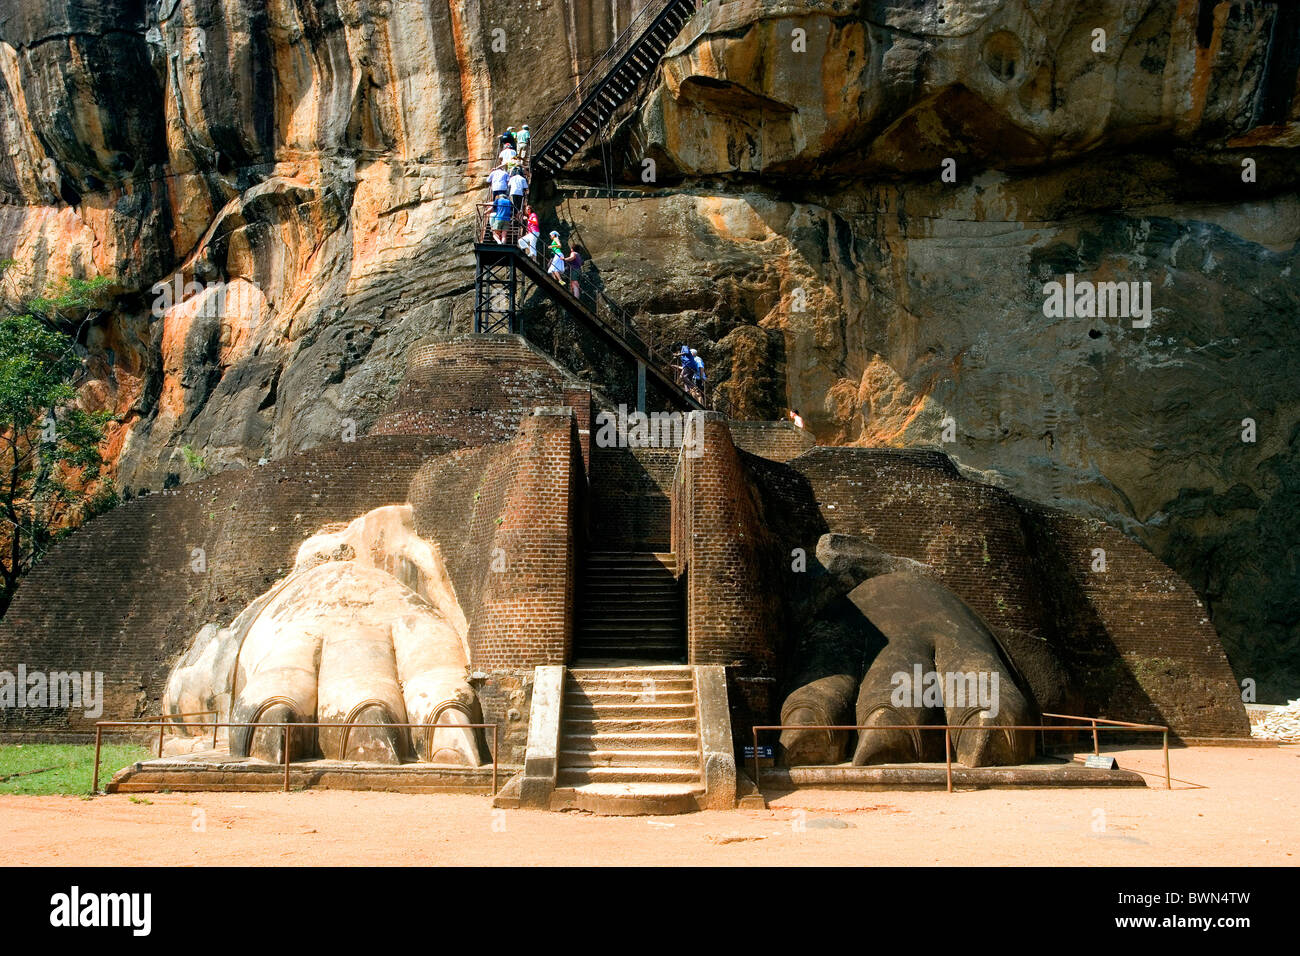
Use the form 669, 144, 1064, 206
490, 193, 513, 243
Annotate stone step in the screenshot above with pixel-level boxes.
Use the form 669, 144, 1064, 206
575, 627, 683, 640
564, 688, 694, 705
563, 717, 698, 734
576, 615, 682, 628
577, 610, 680, 622
561, 732, 699, 751
577, 616, 681, 628
569, 666, 693, 678
557, 766, 701, 786
564, 701, 695, 719
577, 595, 681, 607
567, 675, 694, 691
548, 783, 703, 816
572, 643, 685, 655
585, 552, 676, 564
558, 749, 699, 769
580, 576, 678, 588
572, 644, 686, 659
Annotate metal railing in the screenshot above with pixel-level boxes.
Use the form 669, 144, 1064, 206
91, 718, 500, 795
531, 0, 699, 164
750, 713, 1172, 794
474, 208, 709, 408
476, 202, 530, 246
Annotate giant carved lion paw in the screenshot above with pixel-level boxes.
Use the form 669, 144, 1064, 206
164, 506, 484, 766
781, 569, 1035, 769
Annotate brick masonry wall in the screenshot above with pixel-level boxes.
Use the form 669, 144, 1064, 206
372, 333, 594, 448
672, 414, 783, 674
1024, 509, 1249, 737
727, 420, 816, 463
469, 409, 583, 670
744, 446, 1249, 738
588, 442, 678, 551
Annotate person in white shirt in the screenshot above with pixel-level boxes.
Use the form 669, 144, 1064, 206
508, 169, 528, 216
488, 165, 508, 198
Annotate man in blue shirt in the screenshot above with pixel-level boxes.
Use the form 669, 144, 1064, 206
491, 194, 514, 243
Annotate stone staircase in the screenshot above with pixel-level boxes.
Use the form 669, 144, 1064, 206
574, 552, 685, 661
550, 665, 705, 813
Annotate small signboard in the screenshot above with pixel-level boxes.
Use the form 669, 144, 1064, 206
743, 745, 775, 759
1084, 754, 1117, 770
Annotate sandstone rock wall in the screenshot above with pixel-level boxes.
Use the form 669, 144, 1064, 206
0, 0, 1296, 694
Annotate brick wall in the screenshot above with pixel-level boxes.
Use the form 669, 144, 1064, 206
467, 408, 584, 669
671, 414, 783, 674
372, 333, 594, 449
744, 446, 1249, 738
1024, 509, 1249, 737
727, 420, 816, 463
588, 443, 678, 551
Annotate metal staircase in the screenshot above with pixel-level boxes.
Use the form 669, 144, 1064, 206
470, 0, 708, 412
531, 0, 700, 176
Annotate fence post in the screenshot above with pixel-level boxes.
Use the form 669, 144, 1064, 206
91, 725, 103, 795
283, 726, 291, 793
944, 727, 953, 793
1164, 730, 1171, 790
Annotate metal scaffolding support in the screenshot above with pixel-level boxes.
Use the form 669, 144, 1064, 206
473, 247, 519, 334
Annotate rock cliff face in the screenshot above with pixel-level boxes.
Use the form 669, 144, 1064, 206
0, 0, 1297, 696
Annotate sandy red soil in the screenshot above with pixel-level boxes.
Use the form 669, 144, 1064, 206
2, 746, 1295, 866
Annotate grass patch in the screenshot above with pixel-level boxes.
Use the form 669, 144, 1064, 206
0, 743, 154, 795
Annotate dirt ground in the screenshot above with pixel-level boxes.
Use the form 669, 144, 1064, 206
2, 745, 1296, 866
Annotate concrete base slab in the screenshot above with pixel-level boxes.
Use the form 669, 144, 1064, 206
549, 783, 704, 815
757, 761, 1148, 792
108, 750, 515, 794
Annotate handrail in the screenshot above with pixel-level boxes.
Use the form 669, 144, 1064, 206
92, 719, 501, 795
751, 714, 1172, 795
475, 222, 708, 408
531, 0, 685, 156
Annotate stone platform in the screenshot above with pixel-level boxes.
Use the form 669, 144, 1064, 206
107, 750, 516, 794
752, 759, 1149, 794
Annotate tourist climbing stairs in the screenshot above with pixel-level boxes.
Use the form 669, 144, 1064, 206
471, 0, 708, 411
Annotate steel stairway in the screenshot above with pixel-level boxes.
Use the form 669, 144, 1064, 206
470, 0, 707, 412
531, 0, 700, 176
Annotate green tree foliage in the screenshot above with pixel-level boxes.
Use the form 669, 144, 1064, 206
0, 268, 118, 615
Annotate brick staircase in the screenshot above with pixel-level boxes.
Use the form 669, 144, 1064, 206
574, 552, 685, 661
551, 665, 704, 813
